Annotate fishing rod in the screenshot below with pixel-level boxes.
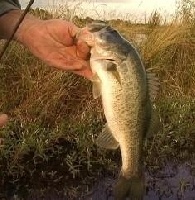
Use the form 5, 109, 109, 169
0, 0, 34, 61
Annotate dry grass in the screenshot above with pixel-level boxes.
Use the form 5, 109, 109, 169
142, 23, 195, 96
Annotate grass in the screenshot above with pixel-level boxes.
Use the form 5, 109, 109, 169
0, 0, 195, 198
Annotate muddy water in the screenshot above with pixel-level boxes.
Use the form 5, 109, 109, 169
7, 162, 195, 199
83, 163, 195, 200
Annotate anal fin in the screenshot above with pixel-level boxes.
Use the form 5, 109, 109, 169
146, 108, 162, 138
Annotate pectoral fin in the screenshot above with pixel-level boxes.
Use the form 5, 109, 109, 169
91, 73, 101, 99
107, 62, 121, 85
96, 123, 119, 150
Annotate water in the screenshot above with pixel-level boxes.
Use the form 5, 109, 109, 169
83, 163, 195, 200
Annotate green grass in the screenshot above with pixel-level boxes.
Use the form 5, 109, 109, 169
0, 1, 195, 198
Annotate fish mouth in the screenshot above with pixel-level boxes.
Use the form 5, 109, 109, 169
91, 57, 120, 67
91, 57, 115, 61
75, 22, 111, 47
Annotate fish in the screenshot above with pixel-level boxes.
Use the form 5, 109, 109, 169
78, 22, 159, 200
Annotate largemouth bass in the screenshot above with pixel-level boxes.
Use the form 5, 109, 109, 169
79, 22, 159, 200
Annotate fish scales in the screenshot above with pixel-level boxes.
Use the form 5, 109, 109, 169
101, 57, 148, 176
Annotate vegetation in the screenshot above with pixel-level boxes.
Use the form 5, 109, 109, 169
0, 0, 194, 198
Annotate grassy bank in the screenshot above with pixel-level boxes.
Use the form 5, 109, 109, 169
0, 1, 195, 198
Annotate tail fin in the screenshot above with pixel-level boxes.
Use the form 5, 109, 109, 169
114, 175, 145, 200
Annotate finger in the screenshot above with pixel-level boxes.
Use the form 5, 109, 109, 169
68, 22, 80, 40
53, 59, 90, 72
0, 114, 8, 127
63, 59, 90, 71
76, 28, 94, 46
45, 50, 88, 71
59, 21, 80, 46
60, 53, 91, 72
76, 40, 91, 60
73, 69, 93, 79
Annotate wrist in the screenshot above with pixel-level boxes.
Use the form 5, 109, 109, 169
14, 12, 43, 45
0, 9, 43, 44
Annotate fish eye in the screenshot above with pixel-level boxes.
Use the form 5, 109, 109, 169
95, 33, 108, 46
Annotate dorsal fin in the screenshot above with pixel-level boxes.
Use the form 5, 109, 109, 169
146, 69, 160, 102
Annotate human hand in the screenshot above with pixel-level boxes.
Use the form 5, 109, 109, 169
16, 18, 92, 78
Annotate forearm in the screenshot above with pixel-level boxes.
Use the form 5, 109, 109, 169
0, 9, 42, 43
0, 0, 21, 39
0, 9, 23, 39
0, 0, 21, 14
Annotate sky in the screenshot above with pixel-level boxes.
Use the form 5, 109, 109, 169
21, 0, 180, 22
